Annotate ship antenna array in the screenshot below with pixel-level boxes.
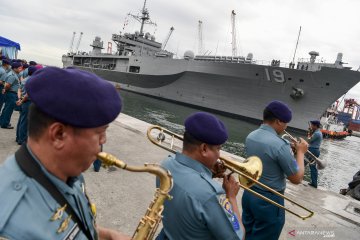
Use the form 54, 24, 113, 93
198, 20, 203, 55
128, 0, 157, 37
231, 10, 237, 57
68, 32, 76, 54
162, 27, 175, 50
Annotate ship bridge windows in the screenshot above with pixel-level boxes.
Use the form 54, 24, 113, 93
129, 66, 140, 73
326, 82, 330, 86
299, 79, 304, 82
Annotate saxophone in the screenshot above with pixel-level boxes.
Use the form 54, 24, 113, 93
97, 152, 173, 240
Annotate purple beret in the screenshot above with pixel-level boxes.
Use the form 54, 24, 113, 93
26, 67, 122, 128
310, 120, 320, 126
2, 59, 10, 65
185, 112, 228, 145
27, 66, 37, 76
29, 61, 37, 66
1, 56, 7, 60
23, 63, 29, 69
265, 100, 292, 123
11, 62, 22, 69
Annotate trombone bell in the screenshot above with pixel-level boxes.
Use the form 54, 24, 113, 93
222, 156, 263, 188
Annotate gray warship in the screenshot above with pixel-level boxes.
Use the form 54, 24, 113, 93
62, 0, 360, 132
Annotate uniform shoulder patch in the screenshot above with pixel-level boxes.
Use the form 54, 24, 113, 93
218, 194, 240, 231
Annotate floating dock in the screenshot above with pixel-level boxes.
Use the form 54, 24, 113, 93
1, 112, 359, 239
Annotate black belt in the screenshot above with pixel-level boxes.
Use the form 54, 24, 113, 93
8, 91, 17, 94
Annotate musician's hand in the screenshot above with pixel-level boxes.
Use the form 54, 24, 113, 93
212, 160, 226, 178
295, 138, 308, 154
97, 226, 131, 240
290, 142, 297, 155
223, 174, 240, 199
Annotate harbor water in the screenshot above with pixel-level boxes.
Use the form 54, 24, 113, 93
119, 89, 360, 194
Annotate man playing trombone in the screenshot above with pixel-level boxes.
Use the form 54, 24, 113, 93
242, 100, 308, 240
156, 112, 245, 240
306, 120, 323, 188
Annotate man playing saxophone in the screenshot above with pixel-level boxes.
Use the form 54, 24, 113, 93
156, 112, 244, 240
0, 67, 130, 240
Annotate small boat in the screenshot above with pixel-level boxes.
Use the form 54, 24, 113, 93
320, 107, 350, 139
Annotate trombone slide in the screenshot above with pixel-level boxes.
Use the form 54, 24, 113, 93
147, 125, 314, 220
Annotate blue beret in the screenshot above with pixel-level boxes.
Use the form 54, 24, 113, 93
2, 59, 10, 65
265, 100, 292, 123
29, 61, 37, 66
310, 120, 320, 126
11, 62, 22, 69
23, 63, 29, 68
26, 67, 122, 128
185, 112, 228, 145
1, 56, 7, 60
27, 66, 37, 76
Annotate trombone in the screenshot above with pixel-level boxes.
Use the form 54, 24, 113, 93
282, 130, 327, 170
147, 125, 314, 220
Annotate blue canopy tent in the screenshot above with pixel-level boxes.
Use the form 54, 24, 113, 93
0, 36, 21, 59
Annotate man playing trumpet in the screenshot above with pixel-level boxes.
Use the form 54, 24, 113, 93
242, 100, 308, 240
306, 120, 323, 188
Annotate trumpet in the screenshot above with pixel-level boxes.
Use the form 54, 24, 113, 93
282, 130, 327, 170
147, 125, 314, 220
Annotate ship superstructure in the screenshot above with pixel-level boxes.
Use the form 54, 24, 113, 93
62, 0, 360, 132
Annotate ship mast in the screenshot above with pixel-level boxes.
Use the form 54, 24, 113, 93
231, 10, 237, 57
292, 26, 302, 65
198, 20, 203, 55
128, 0, 157, 37
139, 0, 149, 36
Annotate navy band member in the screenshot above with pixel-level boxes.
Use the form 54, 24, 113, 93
0, 62, 21, 129
242, 100, 308, 240
0, 67, 130, 240
0, 59, 11, 111
307, 120, 323, 188
157, 112, 245, 240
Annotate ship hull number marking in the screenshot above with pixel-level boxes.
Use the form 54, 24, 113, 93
264, 68, 285, 83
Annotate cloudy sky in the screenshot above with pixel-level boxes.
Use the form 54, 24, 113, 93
1, 0, 360, 99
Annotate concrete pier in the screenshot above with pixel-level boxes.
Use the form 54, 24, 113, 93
1, 112, 359, 239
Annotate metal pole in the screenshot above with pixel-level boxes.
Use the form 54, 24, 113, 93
292, 26, 302, 64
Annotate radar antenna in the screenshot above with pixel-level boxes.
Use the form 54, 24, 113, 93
231, 10, 237, 57
162, 27, 174, 50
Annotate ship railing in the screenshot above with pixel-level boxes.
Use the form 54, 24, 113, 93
254, 60, 295, 69
74, 62, 116, 70
194, 55, 254, 64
